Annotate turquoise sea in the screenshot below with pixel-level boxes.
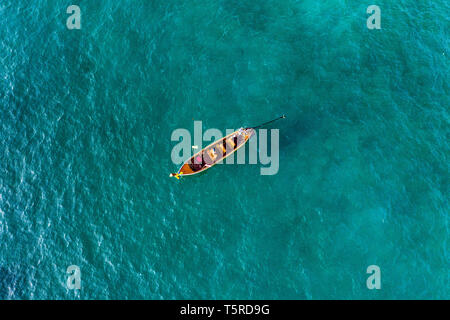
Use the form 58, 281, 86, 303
0, 0, 448, 299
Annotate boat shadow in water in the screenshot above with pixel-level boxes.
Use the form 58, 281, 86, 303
279, 113, 321, 150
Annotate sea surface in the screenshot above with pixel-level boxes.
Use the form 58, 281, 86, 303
0, 0, 448, 299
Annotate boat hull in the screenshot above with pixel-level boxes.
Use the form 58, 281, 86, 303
176, 128, 255, 176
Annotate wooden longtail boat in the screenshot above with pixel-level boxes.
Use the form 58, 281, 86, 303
170, 115, 285, 179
